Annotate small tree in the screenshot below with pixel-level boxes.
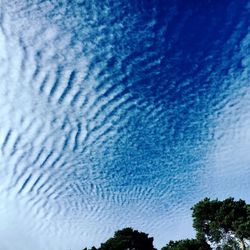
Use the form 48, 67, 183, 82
161, 238, 211, 250
192, 197, 250, 250
84, 227, 156, 250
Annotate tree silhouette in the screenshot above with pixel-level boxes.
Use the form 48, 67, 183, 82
161, 238, 211, 250
192, 197, 250, 250
84, 227, 156, 250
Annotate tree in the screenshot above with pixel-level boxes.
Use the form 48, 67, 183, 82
84, 227, 156, 250
161, 238, 211, 250
192, 197, 250, 250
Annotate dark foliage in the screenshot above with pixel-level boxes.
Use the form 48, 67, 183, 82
84, 227, 156, 250
161, 238, 211, 250
192, 197, 250, 249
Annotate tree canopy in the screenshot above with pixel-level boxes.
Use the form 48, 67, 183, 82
192, 197, 250, 250
83, 227, 156, 250
161, 238, 211, 250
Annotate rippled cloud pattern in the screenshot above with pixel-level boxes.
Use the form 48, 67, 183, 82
0, 1, 250, 249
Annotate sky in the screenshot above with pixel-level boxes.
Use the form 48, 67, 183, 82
0, 0, 250, 249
